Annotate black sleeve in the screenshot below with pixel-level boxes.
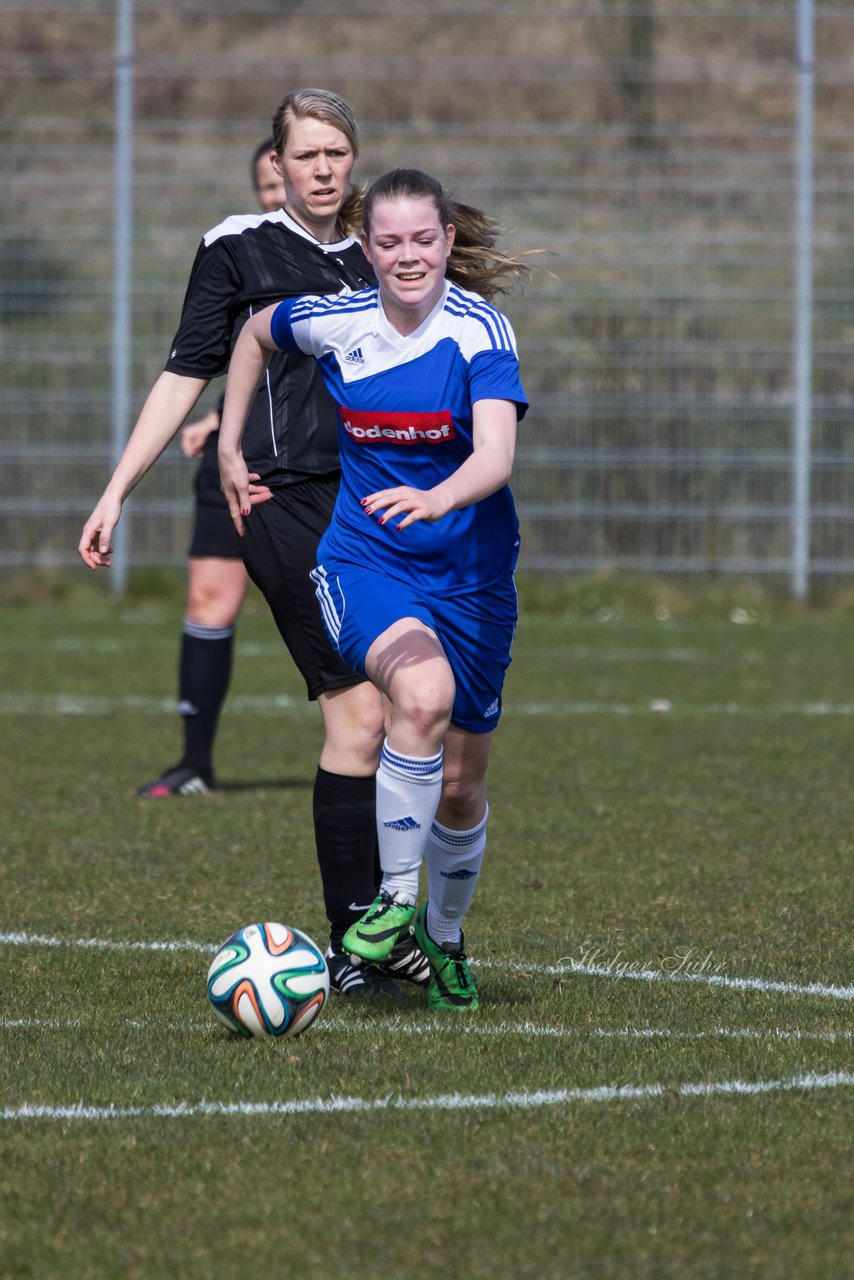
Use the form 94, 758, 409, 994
163, 238, 244, 380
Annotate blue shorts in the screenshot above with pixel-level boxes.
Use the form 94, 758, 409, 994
310, 562, 518, 734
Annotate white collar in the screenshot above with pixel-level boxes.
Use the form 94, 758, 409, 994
375, 279, 450, 344
277, 207, 357, 254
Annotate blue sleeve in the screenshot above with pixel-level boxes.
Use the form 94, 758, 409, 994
468, 349, 529, 421
269, 297, 305, 354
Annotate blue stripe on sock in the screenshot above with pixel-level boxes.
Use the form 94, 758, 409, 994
380, 742, 443, 782
430, 809, 489, 848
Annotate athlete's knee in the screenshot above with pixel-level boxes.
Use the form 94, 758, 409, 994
392, 672, 454, 743
186, 562, 246, 627
186, 595, 238, 629
349, 705, 385, 765
319, 683, 385, 771
438, 766, 487, 827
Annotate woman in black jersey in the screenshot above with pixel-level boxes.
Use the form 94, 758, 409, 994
135, 139, 284, 802
79, 88, 427, 997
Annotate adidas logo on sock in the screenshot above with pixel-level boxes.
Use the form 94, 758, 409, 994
440, 868, 477, 879
383, 815, 420, 831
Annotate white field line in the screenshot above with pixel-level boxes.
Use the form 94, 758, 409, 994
477, 957, 854, 1002
0, 931, 215, 954
0, 692, 306, 716
2, 929, 852, 1002
7, 691, 854, 717
1, 1014, 850, 1044
0, 639, 285, 657
0, 640, 704, 662
3, 1070, 853, 1123
328, 1020, 853, 1043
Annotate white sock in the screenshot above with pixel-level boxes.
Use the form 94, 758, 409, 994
376, 739, 444, 905
425, 806, 488, 945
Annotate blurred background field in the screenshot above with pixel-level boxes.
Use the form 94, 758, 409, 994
2, 0, 854, 591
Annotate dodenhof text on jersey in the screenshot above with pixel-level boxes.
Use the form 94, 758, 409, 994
338, 407, 456, 446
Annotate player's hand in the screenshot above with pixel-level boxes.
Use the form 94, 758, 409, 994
181, 421, 212, 458
219, 450, 252, 536
78, 495, 123, 569
181, 407, 221, 458
247, 474, 273, 506
361, 485, 450, 531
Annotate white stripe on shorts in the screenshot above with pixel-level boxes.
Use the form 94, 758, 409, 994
310, 565, 342, 643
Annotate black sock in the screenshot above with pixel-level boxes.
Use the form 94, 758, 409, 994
177, 619, 235, 781
313, 767, 381, 951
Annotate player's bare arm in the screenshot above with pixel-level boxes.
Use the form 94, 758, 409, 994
361, 399, 517, 531
78, 372, 209, 569
218, 307, 278, 535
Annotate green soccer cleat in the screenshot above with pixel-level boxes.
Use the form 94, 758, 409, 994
413, 905, 479, 1011
342, 891, 416, 964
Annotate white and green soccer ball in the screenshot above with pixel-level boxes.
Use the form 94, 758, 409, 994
207, 922, 329, 1039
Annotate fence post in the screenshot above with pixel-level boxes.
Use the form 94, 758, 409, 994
791, 0, 814, 600
110, 0, 134, 594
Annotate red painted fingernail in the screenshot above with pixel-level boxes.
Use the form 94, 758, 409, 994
241, 508, 250, 516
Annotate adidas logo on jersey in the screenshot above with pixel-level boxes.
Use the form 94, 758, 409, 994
383, 815, 421, 831
344, 347, 365, 365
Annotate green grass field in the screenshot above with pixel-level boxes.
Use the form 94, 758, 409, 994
0, 578, 851, 1279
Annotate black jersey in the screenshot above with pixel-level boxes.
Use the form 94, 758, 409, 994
164, 208, 375, 488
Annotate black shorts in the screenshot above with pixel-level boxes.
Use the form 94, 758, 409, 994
239, 473, 365, 700
188, 501, 244, 560
187, 432, 243, 561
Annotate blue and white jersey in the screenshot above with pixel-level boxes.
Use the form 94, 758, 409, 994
269, 279, 528, 592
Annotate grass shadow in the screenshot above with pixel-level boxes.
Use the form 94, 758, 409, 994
216, 777, 313, 793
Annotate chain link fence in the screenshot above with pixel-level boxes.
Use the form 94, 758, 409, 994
2, 1, 853, 593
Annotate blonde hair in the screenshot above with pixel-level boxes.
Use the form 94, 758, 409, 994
362, 168, 531, 302
271, 88, 362, 237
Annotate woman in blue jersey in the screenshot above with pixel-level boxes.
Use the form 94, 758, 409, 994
219, 169, 529, 1011
78, 92, 433, 1000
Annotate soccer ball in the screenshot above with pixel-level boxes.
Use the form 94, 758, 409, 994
207, 922, 329, 1039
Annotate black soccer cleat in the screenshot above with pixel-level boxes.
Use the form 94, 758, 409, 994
137, 764, 215, 797
326, 948, 405, 998
382, 928, 430, 987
